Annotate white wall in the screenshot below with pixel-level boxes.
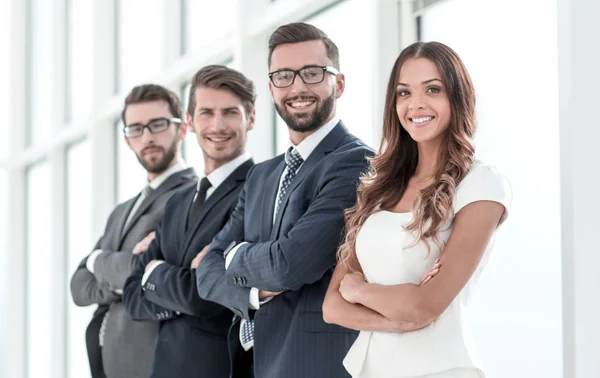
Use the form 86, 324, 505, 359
420, 1, 562, 377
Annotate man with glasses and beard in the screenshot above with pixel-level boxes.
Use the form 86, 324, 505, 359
196, 23, 373, 378
70, 84, 196, 378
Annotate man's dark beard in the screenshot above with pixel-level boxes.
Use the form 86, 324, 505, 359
275, 92, 335, 133
136, 137, 178, 174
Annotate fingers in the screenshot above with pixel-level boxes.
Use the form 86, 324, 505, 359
420, 258, 442, 285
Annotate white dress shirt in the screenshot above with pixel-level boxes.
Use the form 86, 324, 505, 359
141, 152, 252, 286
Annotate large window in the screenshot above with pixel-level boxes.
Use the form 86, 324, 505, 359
28, 0, 55, 145
420, 1, 561, 377
115, 120, 147, 204
117, 0, 166, 92
25, 161, 52, 378
183, 0, 236, 55
66, 140, 93, 378
275, 0, 375, 153
66, 0, 93, 122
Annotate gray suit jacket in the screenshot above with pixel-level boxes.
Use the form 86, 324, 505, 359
70, 167, 197, 378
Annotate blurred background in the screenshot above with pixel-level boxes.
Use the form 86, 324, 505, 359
0, 0, 597, 377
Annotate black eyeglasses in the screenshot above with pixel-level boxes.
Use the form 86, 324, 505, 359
123, 117, 181, 138
268, 65, 339, 88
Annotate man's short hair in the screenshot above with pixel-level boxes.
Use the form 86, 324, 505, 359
121, 84, 183, 124
268, 22, 340, 69
187, 65, 257, 117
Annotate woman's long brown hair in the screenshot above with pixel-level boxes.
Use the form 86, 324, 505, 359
338, 42, 476, 266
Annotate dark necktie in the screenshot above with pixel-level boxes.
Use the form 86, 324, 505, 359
240, 148, 304, 350
187, 177, 212, 228
275, 147, 304, 215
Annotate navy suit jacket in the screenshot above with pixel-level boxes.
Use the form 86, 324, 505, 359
123, 159, 254, 378
196, 123, 373, 378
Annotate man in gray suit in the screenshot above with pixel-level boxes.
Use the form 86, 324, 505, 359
70, 84, 196, 378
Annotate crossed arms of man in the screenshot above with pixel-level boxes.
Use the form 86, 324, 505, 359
196, 156, 369, 320
122, 218, 224, 321
70, 233, 154, 307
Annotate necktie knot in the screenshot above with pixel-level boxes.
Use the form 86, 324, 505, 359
141, 185, 154, 198
197, 177, 212, 194
285, 147, 304, 172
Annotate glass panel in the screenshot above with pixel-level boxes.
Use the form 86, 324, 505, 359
184, 0, 236, 54
420, 0, 561, 377
273, 0, 374, 152
67, 0, 93, 122
26, 161, 52, 378
115, 120, 147, 204
117, 0, 166, 92
66, 140, 93, 378
29, 0, 55, 145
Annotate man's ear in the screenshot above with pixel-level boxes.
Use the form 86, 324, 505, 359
335, 73, 345, 99
185, 112, 195, 134
247, 107, 256, 131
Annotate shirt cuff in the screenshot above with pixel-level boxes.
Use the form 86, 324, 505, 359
249, 288, 275, 310
225, 242, 247, 269
249, 288, 260, 310
86, 249, 104, 274
141, 261, 166, 287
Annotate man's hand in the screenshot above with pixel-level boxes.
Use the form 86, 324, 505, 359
420, 258, 441, 285
339, 271, 367, 304
145, 259, 163, 273
258, 290, 283, 300
190, 244, 210, 269
132, 232, 156, 255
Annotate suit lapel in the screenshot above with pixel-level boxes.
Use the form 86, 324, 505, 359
115, 197, 137, 248
118, 168, 196, 247
271, 122, 349, 239
180, 160, 254, 262
260, 158, 285, 240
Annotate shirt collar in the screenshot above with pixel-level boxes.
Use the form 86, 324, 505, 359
148, 159, 187, 190
292, 115, 340, 161
199, 151, 252, 192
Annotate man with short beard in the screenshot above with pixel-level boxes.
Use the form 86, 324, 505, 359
70, 84, 196, 378
196, 23, 373, 378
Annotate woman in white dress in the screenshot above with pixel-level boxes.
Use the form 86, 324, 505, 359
322, 41, 511, 378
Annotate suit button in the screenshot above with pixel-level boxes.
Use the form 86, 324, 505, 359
240, 277, 247, 285
232, 277, 238, 285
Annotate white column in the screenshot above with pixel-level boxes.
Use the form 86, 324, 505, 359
50, 0, 68, 376
558, 0, 600, 377
90, 0, 117, 235
370, 0, 410, 148
5, 0, 27, 376
237, 0, 275, 162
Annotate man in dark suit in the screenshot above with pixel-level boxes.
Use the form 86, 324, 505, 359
196, 23, 373, 378
70, 84, 196, 378
122, 65, 256, 378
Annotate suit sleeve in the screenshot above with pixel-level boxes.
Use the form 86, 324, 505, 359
70, 237, 121, 307
140, 260, 228, 317
224, 151, 369, 293
122, 223, 177, 321
91, 250, 139, 292
196, 173, 253, 320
